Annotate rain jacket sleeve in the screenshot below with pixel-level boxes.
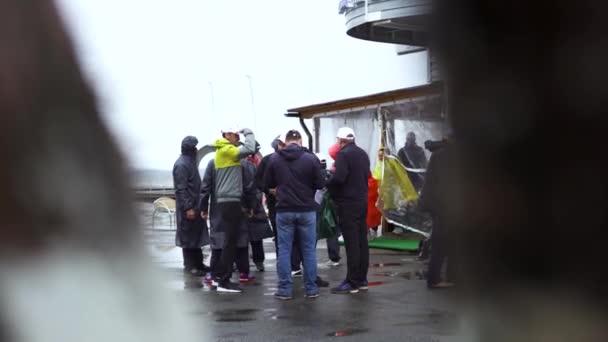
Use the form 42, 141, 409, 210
255, 154, 270, 192
199, 160, 215, 212
237, 129, 256, 159
263, 155, 277, 191
418, 151, 438, 214
417, 148, 428, 169
174, 164, 194, 211
397, 147, 408, 167
241, 161, 257, 210
312, 156, 326, 190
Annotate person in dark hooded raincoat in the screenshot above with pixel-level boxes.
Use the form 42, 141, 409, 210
255, 136, 284, 255
200, 158, 256, 284
243, 148, 273, 272
172, 135, 210, 276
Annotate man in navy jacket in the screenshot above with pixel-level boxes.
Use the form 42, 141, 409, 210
264, 129, 325, 300
326, 127, 371, 294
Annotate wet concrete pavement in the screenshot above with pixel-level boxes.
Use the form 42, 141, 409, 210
142, 203, 460, 341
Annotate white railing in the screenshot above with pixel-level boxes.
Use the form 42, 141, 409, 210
338, 0, 367, 14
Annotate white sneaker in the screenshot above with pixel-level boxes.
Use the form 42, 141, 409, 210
326, 260, 341, 267
291, 270, 303, 277
216, 281, 243, 293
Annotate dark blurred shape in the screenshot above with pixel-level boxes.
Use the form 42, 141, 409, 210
431, 0, 608, 339
423, 139, 447, 153
0, 0, 137, 254
0, 1, 201, 341
320, 159, 327, 170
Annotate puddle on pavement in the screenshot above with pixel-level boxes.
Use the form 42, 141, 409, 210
373, 270, 426, 280
327, 328, 370, 337
373, 271, 402, 277
263, 309, 289, 320
211, 309, 260, 322
393, 311, 459, 333
215, 317, 256, 322
370, 262, 402, 267
184, 281, 204, 289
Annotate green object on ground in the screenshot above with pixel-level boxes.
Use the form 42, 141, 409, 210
317, 192, 338, 240
339, 237, 420, 251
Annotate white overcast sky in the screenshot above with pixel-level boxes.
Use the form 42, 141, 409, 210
57, 0, 428, 169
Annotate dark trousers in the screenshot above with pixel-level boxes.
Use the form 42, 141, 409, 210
427, 221, 456, 286
338, 203, 369, 287
215, 202, 242, 283
326, 235, 341, 262
211, 247, 249, 278
250, 240, 265, 263
291, 233, 303, 271
182, 248, 203, 270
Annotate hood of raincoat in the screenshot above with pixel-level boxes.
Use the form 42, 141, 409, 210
181, 136, 198, 155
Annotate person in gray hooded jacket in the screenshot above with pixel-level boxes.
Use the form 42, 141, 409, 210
200, 158, 256, 285
210, 126, 256, 293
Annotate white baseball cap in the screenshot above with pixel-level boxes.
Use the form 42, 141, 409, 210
336, 127, 356, 140
221, 126, 239, 134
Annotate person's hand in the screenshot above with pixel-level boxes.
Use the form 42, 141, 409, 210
201, 211, 209, 220
269, 188, 277, 196
186, 209, 196, 220
247, 209, 254, 218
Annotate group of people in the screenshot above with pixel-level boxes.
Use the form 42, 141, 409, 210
172, 125, 454, 297
172, 125, 371, 298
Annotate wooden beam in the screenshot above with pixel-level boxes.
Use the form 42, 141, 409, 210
287, 82, 442, 119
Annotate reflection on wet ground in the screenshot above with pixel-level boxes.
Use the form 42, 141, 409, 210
392, 311, 460, 335
373, 270, 426, 280
141, 203, 459, 341
212, 309, 260, 322
367, 281, 385, 287
370, 262, 403, 267
326, 328, 370, 337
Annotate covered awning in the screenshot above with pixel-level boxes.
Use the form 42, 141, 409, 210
286, 82, 442, 119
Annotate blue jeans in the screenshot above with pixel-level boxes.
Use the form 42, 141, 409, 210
276, 211, 318, 296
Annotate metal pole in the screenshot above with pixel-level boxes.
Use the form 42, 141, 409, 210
208, 81, 215, 115
245, 75, 257, 133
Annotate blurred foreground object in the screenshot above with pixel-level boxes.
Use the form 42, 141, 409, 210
0, 1, 205, 341
431, 0, 608, 340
